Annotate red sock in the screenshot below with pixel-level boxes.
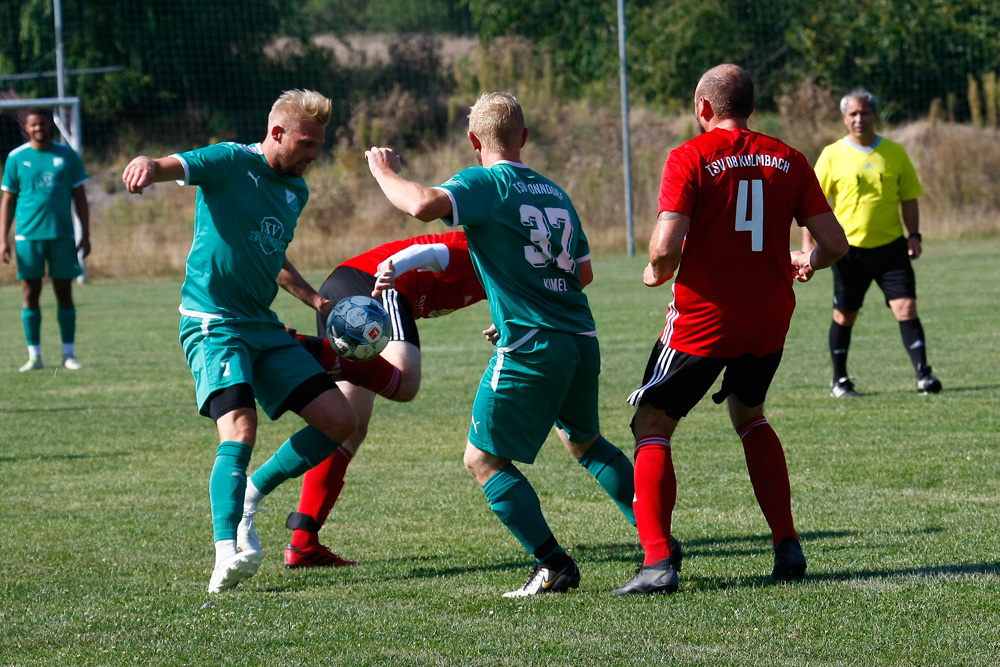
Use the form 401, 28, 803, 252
737, 417, 797, 547
291, 447, 353, 549
633, 436, 676, 566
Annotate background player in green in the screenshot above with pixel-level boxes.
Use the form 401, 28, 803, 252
365, 91, 635, 597
1, 107, 91, 371
121, 90, 358, 593
804, 89, 942, 397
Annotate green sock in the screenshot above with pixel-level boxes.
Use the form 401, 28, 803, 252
22, 308, 41, 348
483, 464, 563, 562
57, 307, 76, 345
250, 426, 340, 496
578, 435, 636, 526
210, 441, 253, 542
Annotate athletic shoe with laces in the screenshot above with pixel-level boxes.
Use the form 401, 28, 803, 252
916, 367, 942, 395
503, 557, 581, 598
19, 358, 43, 372
611, 536, 683, 595
284, 543, 357, 568
772, 536, 807, 580
62, 355, 82, 370
207, 549, 262, 593
237, 507, 265, 556
830, 376, 859, 398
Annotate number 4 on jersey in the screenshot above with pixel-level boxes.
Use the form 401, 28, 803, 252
735, 179, 763, 251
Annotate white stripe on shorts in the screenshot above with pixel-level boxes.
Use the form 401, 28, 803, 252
381, 289, 405, 341
627, 344, 676, 406
491, 349, 506, 391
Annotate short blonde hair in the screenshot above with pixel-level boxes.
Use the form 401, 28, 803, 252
268, 89, 333, 131
468, 92, 524, 153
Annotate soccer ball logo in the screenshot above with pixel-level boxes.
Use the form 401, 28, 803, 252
326, 295, 391, 361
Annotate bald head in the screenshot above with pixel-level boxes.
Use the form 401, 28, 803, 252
695, 64, 755, 121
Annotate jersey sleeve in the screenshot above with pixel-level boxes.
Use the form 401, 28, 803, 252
658, 146, 699, 217
435, 167, 496, 229
1, 156, 18, 193
897, 147, 923, 201
795, 156, 834, 224
813, 145, 835, 198
172, 143, 237, 189
68, 149, 89, 188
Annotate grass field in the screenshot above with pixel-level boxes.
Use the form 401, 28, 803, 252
1, 238, 998, 666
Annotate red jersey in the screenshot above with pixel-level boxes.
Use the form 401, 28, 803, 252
658, 127, 831, 357
339, 232, 486, 319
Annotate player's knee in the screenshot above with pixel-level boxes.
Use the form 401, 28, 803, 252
393, 373, 421, 402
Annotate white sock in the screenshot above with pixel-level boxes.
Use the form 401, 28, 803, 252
215, 539, 237, 564
27, 344, 41, 360
243, 478, 264, 513
62, 342, 75, 358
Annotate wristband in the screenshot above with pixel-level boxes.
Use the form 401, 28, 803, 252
908, 233, 922, 242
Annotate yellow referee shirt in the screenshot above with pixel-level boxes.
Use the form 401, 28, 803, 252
814, 136, 923, 248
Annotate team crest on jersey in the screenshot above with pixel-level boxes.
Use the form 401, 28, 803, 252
286, 188, 299, 213
249, 216, 287, 255
53, 157, 64, 167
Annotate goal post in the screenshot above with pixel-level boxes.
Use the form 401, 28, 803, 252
0, 96, 87, 282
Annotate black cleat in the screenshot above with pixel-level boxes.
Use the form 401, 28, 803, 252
916, 367, 942, 395
503, 558, 581, 598
772, 536, 807, 580
830, 376, 860, 398
668, 536, 683, 573
612, 558, 679, 595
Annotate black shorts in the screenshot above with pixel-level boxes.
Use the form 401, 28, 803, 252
627, 340, 783, 422
316, 266, 420, 347
832, 236, 917, 313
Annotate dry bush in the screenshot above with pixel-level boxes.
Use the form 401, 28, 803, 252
776, 78, 842, 163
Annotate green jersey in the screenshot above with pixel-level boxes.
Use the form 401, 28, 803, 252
434, 160, 595, 348
174, 142, 308, 323
1, 142, 88, 240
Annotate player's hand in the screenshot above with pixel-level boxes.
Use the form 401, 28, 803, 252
122, 156, 157, 194
908, 236, 922, 260
483, 323, 499, 345
364, 147, 402, 176
77, 236, 91, 258
372, 258, 397, 297
0, 240, 9, 264
317, 296, 334, 318
790, 249, 815, 282
643, 262, 674, 287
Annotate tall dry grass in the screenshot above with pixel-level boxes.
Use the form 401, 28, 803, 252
3, 86, 998, 284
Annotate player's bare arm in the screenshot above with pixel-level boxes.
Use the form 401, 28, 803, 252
278, 258, 332, 316
644, 211, 689, 287
579, 259, 594, 288
364, 146, 453, 221
73, 185, 91, 258
901, 199, 921, 259
0, 190, 15, 263
122, 156, 185, 194
792, 211, 848, 282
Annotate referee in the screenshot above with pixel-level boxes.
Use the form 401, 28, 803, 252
803, 89, 942, 397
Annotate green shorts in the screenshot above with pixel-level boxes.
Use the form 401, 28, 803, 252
180, 314, 327, 419
15, 237, 82, 281
468, 330, 602, 464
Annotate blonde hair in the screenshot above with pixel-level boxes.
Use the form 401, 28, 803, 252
268, 89, 333, 131
468, 92, 524, 153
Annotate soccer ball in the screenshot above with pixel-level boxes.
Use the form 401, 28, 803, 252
326, 295, 391, 361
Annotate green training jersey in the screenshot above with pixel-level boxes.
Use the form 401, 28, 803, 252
174, 142, 309, 323
434, 160, 595, 348
1, 142, 87, 240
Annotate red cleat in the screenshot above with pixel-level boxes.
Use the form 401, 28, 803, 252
284, 543, 357, 568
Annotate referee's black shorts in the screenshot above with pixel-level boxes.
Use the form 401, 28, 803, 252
316, 265, 420, 347
832, 236, 917, 313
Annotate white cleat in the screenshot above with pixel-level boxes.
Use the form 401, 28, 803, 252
237, 508, 264, 556
62, 356, 82, 370
19, 358, 43, 372
207, 549, 261, 593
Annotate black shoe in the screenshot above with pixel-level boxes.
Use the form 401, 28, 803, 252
612, 557, 679, 595
502, 557, 581, 598
668, 536, 683, 573
830, 376, 860, 398
916, 367, 942, 395
772, 536, 807, 580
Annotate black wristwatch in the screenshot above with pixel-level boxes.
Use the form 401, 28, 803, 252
908, 233, 922, 242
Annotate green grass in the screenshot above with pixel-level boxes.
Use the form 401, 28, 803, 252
1, 238, 998, 666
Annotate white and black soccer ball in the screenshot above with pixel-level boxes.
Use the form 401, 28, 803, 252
326, 295, 391, 361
